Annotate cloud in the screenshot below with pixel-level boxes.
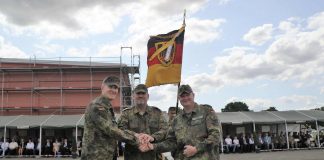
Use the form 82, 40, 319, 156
34, 43, 63, 54
278, 95, 320, 110
97, 44, 120, 57
307, 12, 324, 30
185, 12, 324, 91
243, 24, 273, 46
184, 73, 224, 93
244, 98, 272, 111
148, 84, 179, 111
223, 97, 272, 111
0, 35, 28, 58
66, 47, 90, 57
321, 87, 324, 95
0, 0, 214, 41
0, 0, 132, 27
218, 0, 231, 5
186, 18, 226, 43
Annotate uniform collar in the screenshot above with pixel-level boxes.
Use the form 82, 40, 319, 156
181, 102, 199, 116
134, 105, 151, 115
98, 96, 111, 108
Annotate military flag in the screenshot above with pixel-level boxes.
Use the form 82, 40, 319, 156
145, 26, 185, 87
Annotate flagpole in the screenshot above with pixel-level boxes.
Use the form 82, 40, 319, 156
176, 9, 186, 114
176, 82, 180, 114
183, 9, 186, 27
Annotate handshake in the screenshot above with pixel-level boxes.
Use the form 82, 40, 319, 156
134, 133, 155, 152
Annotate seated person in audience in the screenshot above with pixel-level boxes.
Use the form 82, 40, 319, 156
278, 132, 286, 149
35, 138, 41, 155
263, 132, 273, 150
8, 138, 18, 155
0, 138, 3, 155
300, 132, 307, 148
53, 139, 61, 157
233, 136, 240, 153
239, 133, 249, 153
272, 133, 279, 150
44, 139, 53, 157
248, 134, 255, 152
18, 138, 25, 157
288, 132, 297, 149
61, 138, 71, 156
224, 135, 233, 153
1, 138, 9, 156
256, 133, 264, 150
25, 139, 35, 157
305, 132, 312, 148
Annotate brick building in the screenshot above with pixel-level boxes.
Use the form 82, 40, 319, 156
0, 57, 139, 116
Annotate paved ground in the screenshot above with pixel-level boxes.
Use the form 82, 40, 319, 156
1, 149, 324, 160
221, 149, 324, 160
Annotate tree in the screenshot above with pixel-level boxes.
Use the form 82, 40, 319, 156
265, 106, 278, 111
221, 101, 250, 112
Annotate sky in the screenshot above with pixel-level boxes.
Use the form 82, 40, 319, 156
0, 0, 323, 112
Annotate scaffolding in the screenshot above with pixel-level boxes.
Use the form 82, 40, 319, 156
120, 47, 141, 111
0, 56, 140, 115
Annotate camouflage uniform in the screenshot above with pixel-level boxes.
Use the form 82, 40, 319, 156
118, 105, 168, 160
153, 103, 220, 160
81, 96, 136, 160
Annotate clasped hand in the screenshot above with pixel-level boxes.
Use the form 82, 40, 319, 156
135, 133, 154, 152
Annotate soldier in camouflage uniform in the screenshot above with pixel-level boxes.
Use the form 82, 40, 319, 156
81, 76, 138, 160
140, 84, 220, 160
118, 84, 168, 160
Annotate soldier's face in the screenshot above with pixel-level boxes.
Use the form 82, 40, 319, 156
101, 84, 119, 100
178, 92, 194, 107
133, 92, 149, 107
168, 110, 177, 121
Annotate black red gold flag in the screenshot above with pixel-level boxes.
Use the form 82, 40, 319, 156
145, 26, 185, 87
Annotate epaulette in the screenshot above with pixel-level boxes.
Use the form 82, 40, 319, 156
200, 104, 216, 113
151, 106, 162, 112
201, 104, 213, 109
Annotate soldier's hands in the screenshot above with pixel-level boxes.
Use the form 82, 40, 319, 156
137, 133, 154, 144
139, 142, 154, 152
135, 133, 154, 152
183, 145, 197, 157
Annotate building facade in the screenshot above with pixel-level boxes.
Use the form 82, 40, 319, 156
0, 57, 139, 116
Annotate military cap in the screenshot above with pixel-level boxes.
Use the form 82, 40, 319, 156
134, 84, 148, 94
178, 84, 193, 95
102, 76, 120, 87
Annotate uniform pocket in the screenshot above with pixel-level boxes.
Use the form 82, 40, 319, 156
149, 120, 159, 133
129, 119, 139, 129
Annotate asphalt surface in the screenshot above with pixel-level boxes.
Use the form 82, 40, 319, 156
1, 149, 324, 160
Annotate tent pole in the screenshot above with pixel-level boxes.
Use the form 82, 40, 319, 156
285, 121, 289, 149
253, 123, 256, 133
76, 125, 78, 149
39, 126, 42, 157
219, 121, 224, 153
3, 115, 22, 156
76, 114, 85, 155
315, 120, 320, 148
3, 126, 6, 156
